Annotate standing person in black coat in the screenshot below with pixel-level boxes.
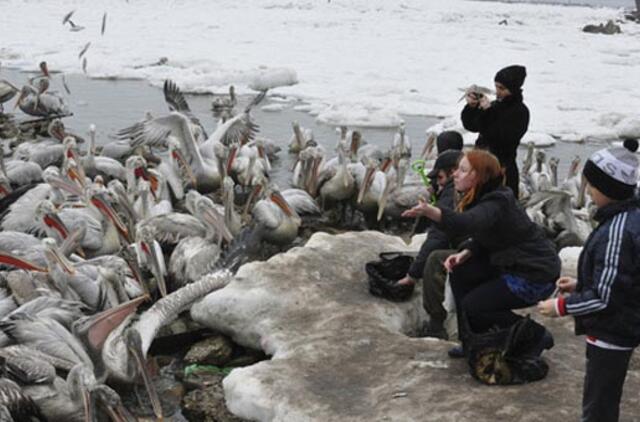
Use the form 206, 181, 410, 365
461, 65, 530, 198
403, 149, 559, 358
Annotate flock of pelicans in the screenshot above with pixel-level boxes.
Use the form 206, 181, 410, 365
0, 62, 595, 421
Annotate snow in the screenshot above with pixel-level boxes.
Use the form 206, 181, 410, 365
1, 0, 639, 140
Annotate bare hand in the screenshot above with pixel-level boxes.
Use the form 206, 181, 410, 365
556, 276, 577, 294
402, 199, 431, 219
478, 96, 491, 110
465, 93, 480, 108
537, 299, 559, 317
396, 275, 416, 286
443, 249, 471, 272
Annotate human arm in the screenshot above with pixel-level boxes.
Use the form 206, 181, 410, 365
401, 199, 442, 222
407, 227, 451, 279
443, 249, 472, 272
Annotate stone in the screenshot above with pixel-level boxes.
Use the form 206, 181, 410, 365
582, 19, 622, 35
184, 335, 234, 366
192, 231, 639, 421
182, 377, 245, 422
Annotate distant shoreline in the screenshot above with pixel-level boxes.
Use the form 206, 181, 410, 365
473, 0, 633, 8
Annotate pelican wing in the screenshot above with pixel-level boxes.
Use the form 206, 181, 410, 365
282, 189, 321, 215
0, 232, 42, 255
1, 183, 50, 234
94, 156, 126, 181
59, 208, 103, 251
163, 79, 191, 112
252, 200, 282, 230
5, 160, 43, 186
206, 111, 259, 147
0, 315, 93, 371
137, 213, 207, 244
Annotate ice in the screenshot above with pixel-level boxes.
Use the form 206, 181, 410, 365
0, 0, 638, 137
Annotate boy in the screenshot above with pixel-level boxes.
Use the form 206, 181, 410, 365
398, 149, 462, 338
538, 142, 640, 422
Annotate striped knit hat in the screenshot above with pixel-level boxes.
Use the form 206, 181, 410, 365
582, 139, 639, 200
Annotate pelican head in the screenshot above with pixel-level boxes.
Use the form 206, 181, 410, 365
89, 189, 130, 242
135, 225, 167, 297
47, 119, 66, 141
42, 237, 76, 274
35, 200, 69, 240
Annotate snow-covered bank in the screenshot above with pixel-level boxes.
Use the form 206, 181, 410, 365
1, 0, 639, 139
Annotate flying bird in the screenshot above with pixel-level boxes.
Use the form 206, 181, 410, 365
78, 42, 91, 59
101, 12, 107, 35
62, 10, 75, 25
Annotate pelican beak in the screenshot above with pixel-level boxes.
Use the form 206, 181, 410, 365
43, 212, 69, 239
377, 184, 391, 222
270, 191, 293, 217
201, 206, 233, 243
172, 149, 197, 188
0, 252, 48, 272
357, 167, 375, 204
48, 244, 76, 274
83, 295, 149, 352
226, 146, 237, 176
0, 183, 11, 198
125, 329, 164, 421
48, 174, 82, 194
242, 183, 262, 219
13, 90, 25, 110
141, 240, 167, 297
91, 194, 130, 242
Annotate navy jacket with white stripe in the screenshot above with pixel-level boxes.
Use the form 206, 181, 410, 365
564, 198, 640, 348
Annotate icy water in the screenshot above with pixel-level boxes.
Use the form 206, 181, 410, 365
476, 0, 635, 7
2, 67, 607, 183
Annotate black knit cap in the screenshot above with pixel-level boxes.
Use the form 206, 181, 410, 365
582, 141, 639, 200
428, 150, 463, 179
494, 65, 527, 93
436, 131, 463, 154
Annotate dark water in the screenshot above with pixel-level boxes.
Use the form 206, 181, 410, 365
1, 67, 606, 184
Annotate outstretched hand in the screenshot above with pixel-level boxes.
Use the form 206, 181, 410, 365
401, 198, 431, 219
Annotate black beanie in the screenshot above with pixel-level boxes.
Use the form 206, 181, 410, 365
494, 65, 527, 93
582, 143, 639, 200
436, 131, 463, 154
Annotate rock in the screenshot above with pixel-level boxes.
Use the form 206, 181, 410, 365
184, 335, 234, 366
182, 378, 245, 422
582, 19, 622, 35
191, 231, 640, 421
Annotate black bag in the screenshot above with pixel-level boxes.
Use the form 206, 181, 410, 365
466, 316, 549, 385
366, 252, 415, 302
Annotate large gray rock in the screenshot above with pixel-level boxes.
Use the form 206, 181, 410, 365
192, 231, 640, 421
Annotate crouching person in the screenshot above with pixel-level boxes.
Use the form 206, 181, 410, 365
404, 149, 560, 358
398, 150, 462, 338
538, 143, 640, 422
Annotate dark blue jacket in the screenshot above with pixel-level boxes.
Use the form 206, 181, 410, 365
559, 198, 640, 348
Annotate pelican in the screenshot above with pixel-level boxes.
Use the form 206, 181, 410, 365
15, 84, 68, 117
90, 270, 232, 419
355, 158, 392, 226
391, 122, 411, 158
120, 113, 221, 193
82, 124, 126, 182
221, 177, 243, 236
315, 145, 356, 209
211, 85, 237, 115
288, 121, 314, 154
133, 180, 171, 219
0, 377, 46, 421
0, 79, 19, 113
169, 197, 231, 286
133, 225, 168, 297
0, 152, 43, 189
252, 187, 302, 246
529, 149, 552, 192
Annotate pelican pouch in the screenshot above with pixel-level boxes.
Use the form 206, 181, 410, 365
466, 315, 549, 385
366, 252, 415, 302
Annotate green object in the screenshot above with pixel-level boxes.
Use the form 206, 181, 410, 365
411, 159, 437, 204
184, 364, 233, 377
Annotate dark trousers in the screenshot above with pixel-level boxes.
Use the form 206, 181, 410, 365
582, 343, 633, 422
503, 160, 519, 199
450, 255, 532, 338
422, 249, 456, 325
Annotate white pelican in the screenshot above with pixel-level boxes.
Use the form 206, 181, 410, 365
100, 270, 232, 419
252, 187, 302, 246
355, 158, 392, 225
0, 79, 19, 113
211, 85, 237, 115
14, 84, 68, 117
82, 124, 126, 182
315, 145, 356, 209
288, 121, 314, 154
133, 180, 171, 220
391, 122, 411, 158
